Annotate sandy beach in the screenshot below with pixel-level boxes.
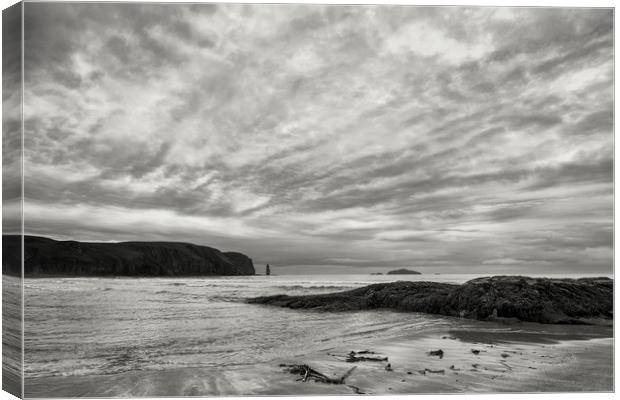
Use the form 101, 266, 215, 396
25, 321, 613, 397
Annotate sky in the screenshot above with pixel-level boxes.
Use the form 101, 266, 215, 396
8, 4, 613, 274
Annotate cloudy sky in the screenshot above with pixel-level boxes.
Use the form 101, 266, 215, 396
12, 4, 614, 274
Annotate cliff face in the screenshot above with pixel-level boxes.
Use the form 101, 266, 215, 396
249, 276, 613, 325
3, 235, 255, 276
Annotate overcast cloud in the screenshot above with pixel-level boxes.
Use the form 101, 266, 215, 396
16, 4, 613, 274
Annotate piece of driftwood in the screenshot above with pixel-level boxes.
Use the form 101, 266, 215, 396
419, 368, 445, 374
280, 363, 357, 385
348, 385, 365, 394
346, 351, 388, 363
428, 349, 444, 359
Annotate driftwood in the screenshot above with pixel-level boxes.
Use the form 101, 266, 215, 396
346, 351, 388, 363
348, 385, 366, 394
280, 363, 357, 385
419, 368, 445, 374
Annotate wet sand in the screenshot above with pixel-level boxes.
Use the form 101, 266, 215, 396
25, 324, 613, 397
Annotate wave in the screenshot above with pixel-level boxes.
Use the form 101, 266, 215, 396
272, 285, 355, 290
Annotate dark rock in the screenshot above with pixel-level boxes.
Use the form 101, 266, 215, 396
248, 275, 613, 324
4, 235, 255, 276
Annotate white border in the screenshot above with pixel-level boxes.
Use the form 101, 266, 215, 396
0, 2, 616, 400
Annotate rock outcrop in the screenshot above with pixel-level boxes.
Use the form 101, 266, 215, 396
248, 276, 613, 324
3, 235, 255, 276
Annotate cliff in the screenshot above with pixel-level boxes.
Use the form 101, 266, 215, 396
248, 275, 613, 324
2, 235, 255, 276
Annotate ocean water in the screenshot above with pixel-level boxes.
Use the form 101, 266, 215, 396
22, 274, 612, 382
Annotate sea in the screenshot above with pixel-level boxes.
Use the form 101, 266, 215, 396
21, 273, 611, 384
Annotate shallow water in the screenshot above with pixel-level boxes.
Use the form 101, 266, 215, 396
20, 274, 613, 396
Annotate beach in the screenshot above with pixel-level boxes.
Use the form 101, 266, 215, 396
18, 274, 613, 397
24, 324, 613, 396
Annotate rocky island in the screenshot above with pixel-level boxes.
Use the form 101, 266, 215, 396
249, 276, 613, 325
386, 268, 421, 275
2, 235, 255, 276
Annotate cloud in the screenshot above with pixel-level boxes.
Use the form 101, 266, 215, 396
19, 5, 613, 274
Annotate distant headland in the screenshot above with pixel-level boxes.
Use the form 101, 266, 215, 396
2, 235, 255, 277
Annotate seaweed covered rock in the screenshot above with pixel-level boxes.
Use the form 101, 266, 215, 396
248, 276, 613, 325
444, 276, 613, 324
249, 281, 456, 312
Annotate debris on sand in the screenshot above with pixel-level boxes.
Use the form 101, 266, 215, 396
471, 349, 482, 355
346, 351, 388, 363
280, 363, 357, 385
428, 349, 444, 359
348, 385, 365, 394
385, 363, 393, 371
449, 365, 460, 371
501, 353, 510, 358
419, 368, 445, 374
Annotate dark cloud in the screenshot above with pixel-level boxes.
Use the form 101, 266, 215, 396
18, 5, 613, 274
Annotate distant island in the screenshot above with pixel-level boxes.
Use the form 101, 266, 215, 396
386, 268, 421, 275
2, 235, 255, 277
